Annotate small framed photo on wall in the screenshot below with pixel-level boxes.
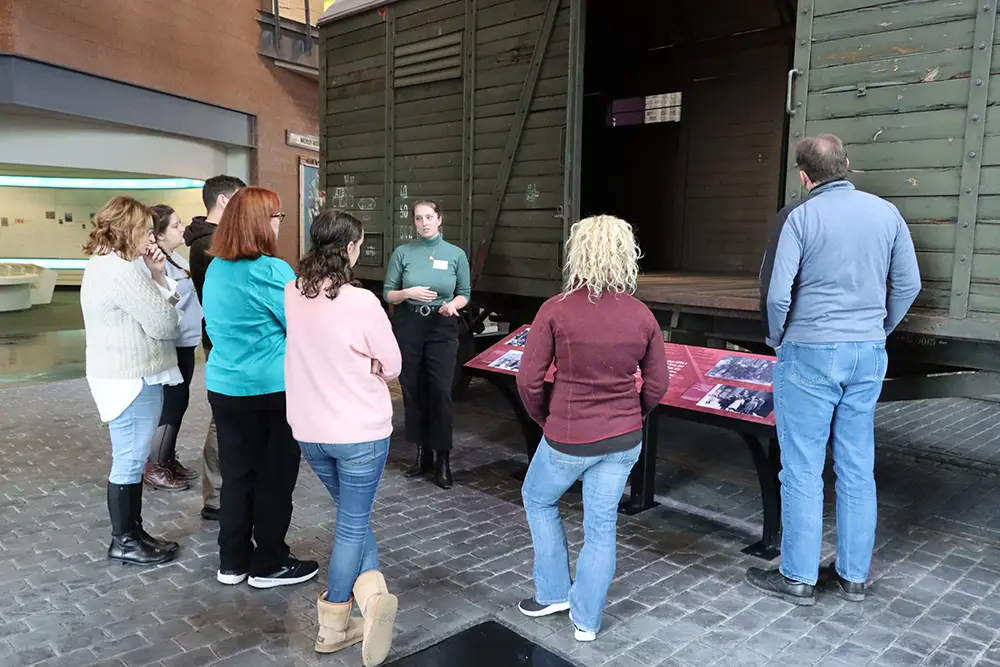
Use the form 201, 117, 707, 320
298, 157, 323, 257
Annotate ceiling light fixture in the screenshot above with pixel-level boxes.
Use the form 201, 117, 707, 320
0, 176, 205, 190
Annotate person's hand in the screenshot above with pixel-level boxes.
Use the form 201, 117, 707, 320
143, 244, 167, 281
406, 286, 437, 303
438, 301, 459, 317
371, 359, 383, 376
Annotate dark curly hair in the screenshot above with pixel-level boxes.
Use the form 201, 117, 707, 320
296, 209, 364, 300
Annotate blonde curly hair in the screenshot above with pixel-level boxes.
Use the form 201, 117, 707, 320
83, 196, 153, 260
562, 215, 642, 300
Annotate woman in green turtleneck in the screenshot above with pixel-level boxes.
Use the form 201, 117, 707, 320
383, 200, 471, 490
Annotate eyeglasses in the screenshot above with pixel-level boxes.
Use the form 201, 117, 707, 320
271, 212, 286, 220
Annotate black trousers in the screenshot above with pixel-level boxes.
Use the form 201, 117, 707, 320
393, 307, 459, 452
160, 346, 196, 429
207, 390, 301, 575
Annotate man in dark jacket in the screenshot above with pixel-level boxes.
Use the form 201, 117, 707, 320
184, 175, 245, 521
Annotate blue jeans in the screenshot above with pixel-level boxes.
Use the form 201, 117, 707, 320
299, 437, 389, 603
108, 381, 164, 484
775, 341, 887, 586
521, 439, 641, 634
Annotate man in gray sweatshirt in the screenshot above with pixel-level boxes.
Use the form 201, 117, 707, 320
746, 135, 921, 606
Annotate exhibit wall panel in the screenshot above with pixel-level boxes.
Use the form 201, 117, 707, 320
0, 187, 203, 260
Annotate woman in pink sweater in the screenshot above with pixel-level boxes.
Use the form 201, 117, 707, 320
284, 210, 401, 666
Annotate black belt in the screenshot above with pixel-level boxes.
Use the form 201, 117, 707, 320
404, 302, 438, 316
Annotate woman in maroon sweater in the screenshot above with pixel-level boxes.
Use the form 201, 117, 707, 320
515, 215, 669, 642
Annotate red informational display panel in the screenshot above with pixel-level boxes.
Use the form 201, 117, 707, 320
465, 325, 777, 426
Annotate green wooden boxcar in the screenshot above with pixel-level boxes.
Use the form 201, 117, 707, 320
319, 0, 1000, 397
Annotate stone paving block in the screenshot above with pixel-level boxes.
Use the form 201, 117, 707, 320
208, 630, 263, 659
627, 636, 676, 665
717, 649, 768, 667
908, 617, 957, 642
646, 602, 689, 625
0, 645, 57, 667
825, 641, 878, 665
808, 620, 857, 646
668, 640, 727, 666
873, 646, 922, 667
924, 650, 975, 667
170, 624, 233, 652
928, 602, 973, 625
848, 626, 898, 653
116, 640, 187, 667
940, 634, 988, 661
602, 654, 647, 667
655, 619, 707, 648
605, 599, 650, 622
36, 649, 108, 667
778, 635, 836, 666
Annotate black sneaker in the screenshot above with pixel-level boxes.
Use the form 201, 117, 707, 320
217, 569, 248, 585
248, 559, 319, 589
745, 567, 816, 606
201, 506, 220, 521
518, 599, 570, 617
820, 563, 866, 602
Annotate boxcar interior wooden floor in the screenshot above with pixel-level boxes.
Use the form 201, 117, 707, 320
581, 0, 796, 310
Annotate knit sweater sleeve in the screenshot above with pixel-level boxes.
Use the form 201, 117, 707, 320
108, 262, 181, 342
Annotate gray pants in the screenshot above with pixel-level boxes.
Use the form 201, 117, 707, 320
201, 345, 222, 510
202, 416, 222, 510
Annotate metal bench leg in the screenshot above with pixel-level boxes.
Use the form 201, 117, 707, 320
619, 410, 661, 515
740, 434, 782, 561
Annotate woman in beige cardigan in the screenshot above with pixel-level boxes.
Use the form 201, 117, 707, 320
80, 196, 183, 566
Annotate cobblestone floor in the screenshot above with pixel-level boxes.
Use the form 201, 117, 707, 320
2, 371, 1000, 667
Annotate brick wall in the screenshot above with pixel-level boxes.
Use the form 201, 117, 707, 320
0, 0, 13, 52
5, 0, 319, 264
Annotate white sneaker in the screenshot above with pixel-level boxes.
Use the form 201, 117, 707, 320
518, 599, 570, 617
217, 569, 248, 585
574, 626, 596, 642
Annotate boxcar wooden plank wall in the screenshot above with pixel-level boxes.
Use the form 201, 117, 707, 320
392, 0, 467, 255
801, 0, 1000, 324
324, 9, 389, 280
322, 0, 571, 295
472, 0, 571, 298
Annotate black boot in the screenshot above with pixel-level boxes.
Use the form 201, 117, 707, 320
129, 484, 179, 555
433, 451, 453, 490
405, 444, 432, 478
107, 483, 174, 566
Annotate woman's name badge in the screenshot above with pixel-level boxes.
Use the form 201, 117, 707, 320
433, 259, 449, 270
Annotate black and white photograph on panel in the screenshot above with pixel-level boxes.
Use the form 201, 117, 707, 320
489, 350, 523, 372
705, 355, 775, 386
697, 384, 774, 419
504, 328, 530, 348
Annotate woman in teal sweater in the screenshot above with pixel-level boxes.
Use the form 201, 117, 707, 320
202, 187, 318, 590
383, 200, 471, 490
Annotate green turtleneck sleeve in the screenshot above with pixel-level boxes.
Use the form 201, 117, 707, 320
383, 235, 471, 307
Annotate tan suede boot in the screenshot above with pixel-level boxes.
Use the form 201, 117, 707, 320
352, 570, 398, 667
315, 592, 363, 654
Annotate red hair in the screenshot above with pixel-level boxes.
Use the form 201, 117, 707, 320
210, 187, 280, 261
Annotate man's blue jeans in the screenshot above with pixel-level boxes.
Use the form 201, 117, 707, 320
775, 341, 887, 586
299, 437, 389, 603
521, 438, 641, 634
